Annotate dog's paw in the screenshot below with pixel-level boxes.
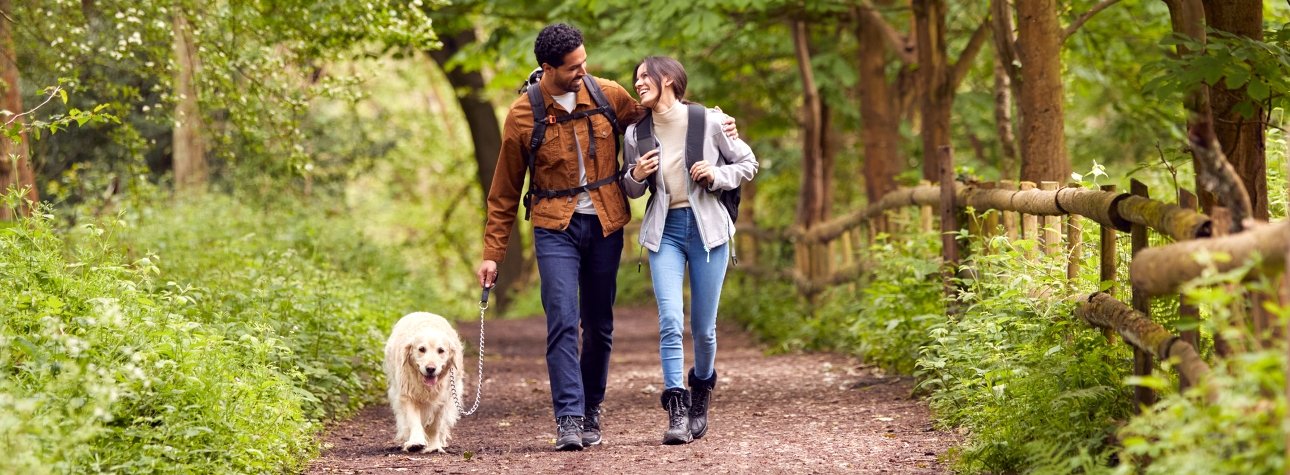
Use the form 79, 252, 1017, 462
402, 443, 426, 453
426, 445, 446, 454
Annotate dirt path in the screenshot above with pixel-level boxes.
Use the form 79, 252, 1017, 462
306, 308, 955, 474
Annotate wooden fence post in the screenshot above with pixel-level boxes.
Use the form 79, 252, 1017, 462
1130, 179, 1156, 411
1001, 180, 1018, 241
1066, 182, 1083, 286
939, 146, 959, 307
982, 181, 999, 252
1177, 189, 1200, 369
1100, 184, 1118, 344
1021, 181, 1038, 259
920, 179, 933, 233
1041, 181, 1061, 256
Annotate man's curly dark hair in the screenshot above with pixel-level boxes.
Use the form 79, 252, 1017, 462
534, 23, 584, 68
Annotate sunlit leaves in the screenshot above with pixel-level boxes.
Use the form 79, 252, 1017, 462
1146, 27, 1290, 119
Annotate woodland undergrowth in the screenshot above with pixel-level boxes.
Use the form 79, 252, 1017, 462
1, 191, 432, 474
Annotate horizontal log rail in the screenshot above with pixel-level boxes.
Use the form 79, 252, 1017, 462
739, 182, 1211, 245
1130, 219, 1290, 297
1075, 292, 1213, 398
740, 261, 872, 296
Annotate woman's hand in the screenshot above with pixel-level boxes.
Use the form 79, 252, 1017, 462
690, 161, 715, 187
633, 150, 660, 181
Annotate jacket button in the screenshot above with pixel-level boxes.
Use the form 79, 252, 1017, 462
567, 197, 573, 203
569, 172, 575, 178
567, 146, 573, 151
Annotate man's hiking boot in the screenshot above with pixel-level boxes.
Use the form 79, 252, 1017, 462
660, 388, 693, 445
688, 368, 717, 439
555, 415, 584, 451
582, 404, 603, 446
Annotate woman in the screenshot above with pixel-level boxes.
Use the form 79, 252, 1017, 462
619, 56, 758, 445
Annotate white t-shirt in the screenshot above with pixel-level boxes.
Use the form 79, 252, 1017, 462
552, 91, 597, 215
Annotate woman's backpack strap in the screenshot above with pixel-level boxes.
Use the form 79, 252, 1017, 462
684, 103, 706, 171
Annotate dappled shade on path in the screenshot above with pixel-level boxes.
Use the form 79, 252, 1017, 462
307, 308, 954, 474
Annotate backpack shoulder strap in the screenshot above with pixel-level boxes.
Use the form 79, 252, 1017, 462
522, 80, 548, 220
634, 111, 655, 152
684, 103, 706, 171
582, 76, 621, 134
527, 85, 548, 154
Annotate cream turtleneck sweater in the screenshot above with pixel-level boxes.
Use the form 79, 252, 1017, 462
653, 101, 692, 209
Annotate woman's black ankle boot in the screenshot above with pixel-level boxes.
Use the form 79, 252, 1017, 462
687, 368, 717, 439
660, 388, 692, 445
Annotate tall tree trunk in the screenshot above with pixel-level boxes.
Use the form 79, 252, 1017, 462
172, 10, 207, 193
913, 0, 951, 182
1016, 0, 1070, 183
1201, 0, 1266, 220
428, 28, 525, 314
856, 12, 901, 223
992, 50, 1018, 181
791, 20, 831, 280
1162, 0, 1213, 210
990, 0, 1020, 181
0, 0, 33, 218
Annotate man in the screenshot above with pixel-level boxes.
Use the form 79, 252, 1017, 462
476, 23, 736, 451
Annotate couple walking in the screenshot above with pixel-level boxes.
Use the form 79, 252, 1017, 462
475, 23, 759, 450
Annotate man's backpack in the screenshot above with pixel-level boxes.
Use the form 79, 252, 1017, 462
634, 102, 743, 223
517, 69, 623, 220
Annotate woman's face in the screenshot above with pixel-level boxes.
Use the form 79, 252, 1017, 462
634, 63, 669, 109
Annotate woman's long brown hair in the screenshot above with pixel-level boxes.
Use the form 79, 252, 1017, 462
633, 56, 689, 104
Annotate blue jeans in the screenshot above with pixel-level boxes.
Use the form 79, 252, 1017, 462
533, 214, 622, 418
649, 208, 728, 389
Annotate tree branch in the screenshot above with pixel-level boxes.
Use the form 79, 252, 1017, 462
856, 0, 917, 64
990, 0, 1020, 87
950, 19, 992, 90
1062, 0, 1124, 43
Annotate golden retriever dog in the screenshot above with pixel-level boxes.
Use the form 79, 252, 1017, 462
384, 312, 464, 453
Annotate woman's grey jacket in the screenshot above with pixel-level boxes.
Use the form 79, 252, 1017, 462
620, 107, 759, 254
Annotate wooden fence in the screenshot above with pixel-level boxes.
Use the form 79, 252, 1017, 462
727, 156, 1290, 410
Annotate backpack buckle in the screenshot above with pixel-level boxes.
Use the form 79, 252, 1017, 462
544, 116, 558, 125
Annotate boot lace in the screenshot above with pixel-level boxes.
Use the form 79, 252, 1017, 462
667, 395, 688, 428
690, 390, 709, 417
557, 415, 582, 437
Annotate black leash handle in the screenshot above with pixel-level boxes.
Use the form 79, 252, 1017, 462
480, 273, 498, 306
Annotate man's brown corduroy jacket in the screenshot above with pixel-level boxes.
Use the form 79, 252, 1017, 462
482, 76, 645, 263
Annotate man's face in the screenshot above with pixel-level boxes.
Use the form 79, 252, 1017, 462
542, 45, 588, 94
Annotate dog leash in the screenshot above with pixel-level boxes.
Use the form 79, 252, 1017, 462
449, 277, 492, 416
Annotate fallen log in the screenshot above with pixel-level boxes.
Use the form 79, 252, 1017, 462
1075, 292, 1212, 395
1129, 219, 1289, 296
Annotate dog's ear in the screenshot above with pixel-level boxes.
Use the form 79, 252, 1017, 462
402, 341, 417, 368
449, 338, 464, 366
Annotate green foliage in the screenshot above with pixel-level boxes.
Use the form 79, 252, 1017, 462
1146, 24, 1290, 118
1, 192, 432, 473
1111, 259, 1287, 475
920, 234, 1134, 474
848, 231, 945, 374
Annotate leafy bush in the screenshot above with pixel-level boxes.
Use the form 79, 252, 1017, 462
1, 194, 430, 474
1111, 262, 1287, 475
918, 234, 1134, 474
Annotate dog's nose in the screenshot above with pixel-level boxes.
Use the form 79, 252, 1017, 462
425, 366, 437, 375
